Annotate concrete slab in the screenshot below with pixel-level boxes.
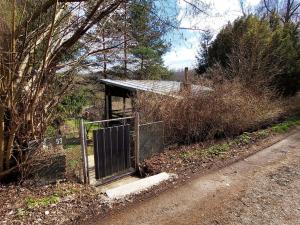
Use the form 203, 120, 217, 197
97, 176, 141, 193
105, 172, 176, 199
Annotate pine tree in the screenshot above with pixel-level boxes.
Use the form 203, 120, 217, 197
196, 30, 213, 74
129, 0, 171, 79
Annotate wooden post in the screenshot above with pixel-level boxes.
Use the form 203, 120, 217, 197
108, 94, 112, 119
184, 67, 191, 92
122, 96, 126, 125
134, 112, 140, 169
123, 96, 126, 117
80, 119, 89, 185
104, 86, 112, 120
184, 67, 189, 84
104, 86, 108, 120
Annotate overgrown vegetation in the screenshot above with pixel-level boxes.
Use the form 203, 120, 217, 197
136, 79, 292, 145
0, 0, 299, 183
179, 116, 300, 161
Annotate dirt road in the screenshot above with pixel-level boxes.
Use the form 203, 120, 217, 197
92, 128, 300, 225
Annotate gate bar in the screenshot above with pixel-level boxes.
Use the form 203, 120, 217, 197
84, 116, 134, 125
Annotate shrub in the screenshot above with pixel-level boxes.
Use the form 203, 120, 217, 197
136, 79, 284, 145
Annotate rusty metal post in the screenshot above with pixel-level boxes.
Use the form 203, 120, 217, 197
80, 119, 89, 185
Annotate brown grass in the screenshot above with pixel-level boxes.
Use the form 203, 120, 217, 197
136, 79, 287, 145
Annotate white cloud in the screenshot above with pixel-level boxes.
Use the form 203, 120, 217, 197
164, 45, 198, 70
164, 0, 261, 69
164, 35, 200, 70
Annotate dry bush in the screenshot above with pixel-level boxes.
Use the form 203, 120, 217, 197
136, 79, 284, 145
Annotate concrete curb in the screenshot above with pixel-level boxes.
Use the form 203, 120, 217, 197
106, 173, 177, 199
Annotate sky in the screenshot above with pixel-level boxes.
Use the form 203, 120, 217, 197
163, 0, 261, 70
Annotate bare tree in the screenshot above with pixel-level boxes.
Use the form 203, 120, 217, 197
262, 0, 300, 24
0, 0, 127, 178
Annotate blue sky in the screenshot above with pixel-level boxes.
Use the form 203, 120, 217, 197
163, 0, 261, 70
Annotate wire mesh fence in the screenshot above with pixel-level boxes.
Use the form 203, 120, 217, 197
42, 118, 84, 182
40, 116, 165, 185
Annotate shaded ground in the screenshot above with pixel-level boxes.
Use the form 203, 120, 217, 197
90, 127, 300, 225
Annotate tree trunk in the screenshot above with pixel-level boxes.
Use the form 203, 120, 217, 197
0, 106, 4, 172
102, 31, 107, 78
124, 2, 128, 77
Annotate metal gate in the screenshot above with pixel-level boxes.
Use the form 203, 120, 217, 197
80, 114, 165, 186
80, 116, 137, 185
93, 124, 131, 180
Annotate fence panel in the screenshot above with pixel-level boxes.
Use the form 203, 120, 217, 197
139, 121, 164, 161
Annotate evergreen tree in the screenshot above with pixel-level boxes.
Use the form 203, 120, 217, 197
196, 30, 213, 74
196, 15, 300, 95
129, 0, 171, 79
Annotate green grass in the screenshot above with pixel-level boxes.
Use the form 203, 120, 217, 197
272, 116, 300, 133
65, 119, 79, 130
85, 122, 101, 139
25, 196, 60, 209
24, 188, 79, 209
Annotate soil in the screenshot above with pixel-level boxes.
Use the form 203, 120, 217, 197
88, 127, 300, 225
1, 127, 299, 225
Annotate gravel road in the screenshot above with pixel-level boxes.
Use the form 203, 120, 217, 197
92, 127, 300, 225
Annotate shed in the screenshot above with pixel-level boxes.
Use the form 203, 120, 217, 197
100, 79, 212, 119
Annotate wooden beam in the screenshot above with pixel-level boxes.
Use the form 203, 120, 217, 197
104, 86, 112, 120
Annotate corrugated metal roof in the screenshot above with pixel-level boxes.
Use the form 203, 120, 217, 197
100, 79, 212, 97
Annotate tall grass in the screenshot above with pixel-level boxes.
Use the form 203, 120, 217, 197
136, 79, 285, 144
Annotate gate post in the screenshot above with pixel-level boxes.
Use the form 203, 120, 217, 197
134, 112, 140, 169
80, 119, 89, 185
